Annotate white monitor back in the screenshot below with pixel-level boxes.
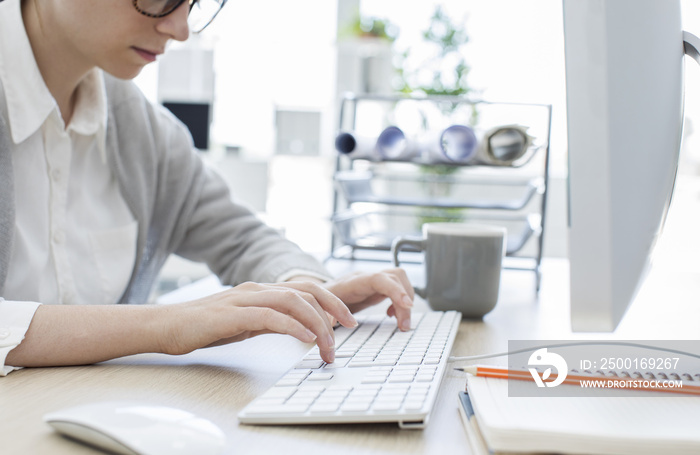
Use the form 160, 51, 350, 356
564, 0, 684, 331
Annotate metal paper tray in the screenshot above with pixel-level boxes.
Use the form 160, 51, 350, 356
332, 209, 540, 256
334, 171, 543, 210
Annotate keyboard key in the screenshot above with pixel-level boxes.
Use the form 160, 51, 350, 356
295, 360, 325, 369
309, 403, 341, 413
341, 402, 372, 413
403, 400, 425, 411
397, 356, 424, 365
361, 376, 387, 384
372, 359, 398, 366
327, 385, 352, 394
303, 353, 323, 361
276, 378, 304, 387
307, 372, 334, 381
335, 350, 356, 358
294, 390, 323, 399
287, 397, 316, 407
373, 401, 403, 412
323, 358, 351, 368
297, 385, 325, 393
380, 385, 410, 395
351, 388, 380, 397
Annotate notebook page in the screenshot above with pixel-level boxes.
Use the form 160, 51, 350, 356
467, 376, 700, 455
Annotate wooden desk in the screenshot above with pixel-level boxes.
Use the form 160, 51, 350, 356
1, 256, 698, 455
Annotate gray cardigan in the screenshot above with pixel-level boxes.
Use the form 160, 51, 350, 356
0, 74, 330, 303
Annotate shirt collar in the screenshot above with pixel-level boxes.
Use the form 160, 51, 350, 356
0, 0, 108, 161
69, 69, 109, 162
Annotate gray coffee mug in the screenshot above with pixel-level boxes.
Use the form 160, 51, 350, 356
391, 223, 506, 318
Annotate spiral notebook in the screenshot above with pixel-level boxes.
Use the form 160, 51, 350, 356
461, 375, 700, 455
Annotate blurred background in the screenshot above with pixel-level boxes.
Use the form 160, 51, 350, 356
134, 0, 700, 293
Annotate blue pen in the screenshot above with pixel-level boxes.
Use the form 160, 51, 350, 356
457, 391, 493, 455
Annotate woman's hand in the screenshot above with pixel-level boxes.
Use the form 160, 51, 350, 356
6, 270, 414, 369
164, 281, 358, 363
170, 269, 414, 363
323, 268, 414, 331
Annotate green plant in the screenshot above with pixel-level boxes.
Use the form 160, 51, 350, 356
339, 13, 397, 42
395, 6, 471, 98
392, 6, 476, 225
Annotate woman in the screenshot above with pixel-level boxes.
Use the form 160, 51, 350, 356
0, 0, 414, 375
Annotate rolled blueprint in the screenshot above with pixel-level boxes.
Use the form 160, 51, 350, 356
476, 125, 533, 166
440, 125, 478, 163
376, 126, 411, 160
335, 132, 378, 160
335, 126, 416, 161
416, 125, 478, 164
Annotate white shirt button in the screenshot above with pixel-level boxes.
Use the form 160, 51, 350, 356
0, 328, 10, 340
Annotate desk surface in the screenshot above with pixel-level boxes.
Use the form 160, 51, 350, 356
2, 256, 698, 455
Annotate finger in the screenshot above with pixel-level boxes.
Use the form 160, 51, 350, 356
368, 271, 414, 311
238, 307, 318, 344
390, 267, 415, 301
388, 269, 414, 331
385, 303, 411, 331
229, 284, 338, 362
368, 272, 413, 331
276, 281, 357, 329
233, 283, 334, 332
267, 288, 338, 362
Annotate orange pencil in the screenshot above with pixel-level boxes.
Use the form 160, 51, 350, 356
456, 365, 700, 396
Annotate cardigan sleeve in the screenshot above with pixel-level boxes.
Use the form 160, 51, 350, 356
172, 154, 332, 285
104, 76, 331, 291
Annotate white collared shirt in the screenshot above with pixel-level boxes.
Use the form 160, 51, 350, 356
0, 0, 137, 375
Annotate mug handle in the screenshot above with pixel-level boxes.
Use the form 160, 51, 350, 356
391, 236, 427, 299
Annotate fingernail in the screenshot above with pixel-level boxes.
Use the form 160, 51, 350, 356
305, 329, 317, 342
402, 295, 414, 307
349, 316, 359, 328
401, 319, 411, 331
326, 334, 336, 349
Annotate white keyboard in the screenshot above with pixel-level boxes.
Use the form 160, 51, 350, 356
238, 310, 461, 429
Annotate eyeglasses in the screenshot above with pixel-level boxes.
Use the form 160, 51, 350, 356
132, 0, 227, 33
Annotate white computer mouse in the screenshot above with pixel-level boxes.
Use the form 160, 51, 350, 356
44, 401, 226, 455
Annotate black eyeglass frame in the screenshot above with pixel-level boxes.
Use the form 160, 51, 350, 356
132, 0, 227, 32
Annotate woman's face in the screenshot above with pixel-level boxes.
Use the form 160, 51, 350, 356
33, 0, 190, 79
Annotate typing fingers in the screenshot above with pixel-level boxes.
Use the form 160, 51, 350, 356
269, 282, 358, 362
272, 281, 357, 329
225, 306, 318, 345
231, 282, 347, 362
367, 270, 413, 331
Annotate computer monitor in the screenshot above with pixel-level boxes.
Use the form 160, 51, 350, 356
563, 0, 700, 331
162, 101, 211, 150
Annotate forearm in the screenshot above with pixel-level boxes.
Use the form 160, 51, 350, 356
5, 304, 172, 368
